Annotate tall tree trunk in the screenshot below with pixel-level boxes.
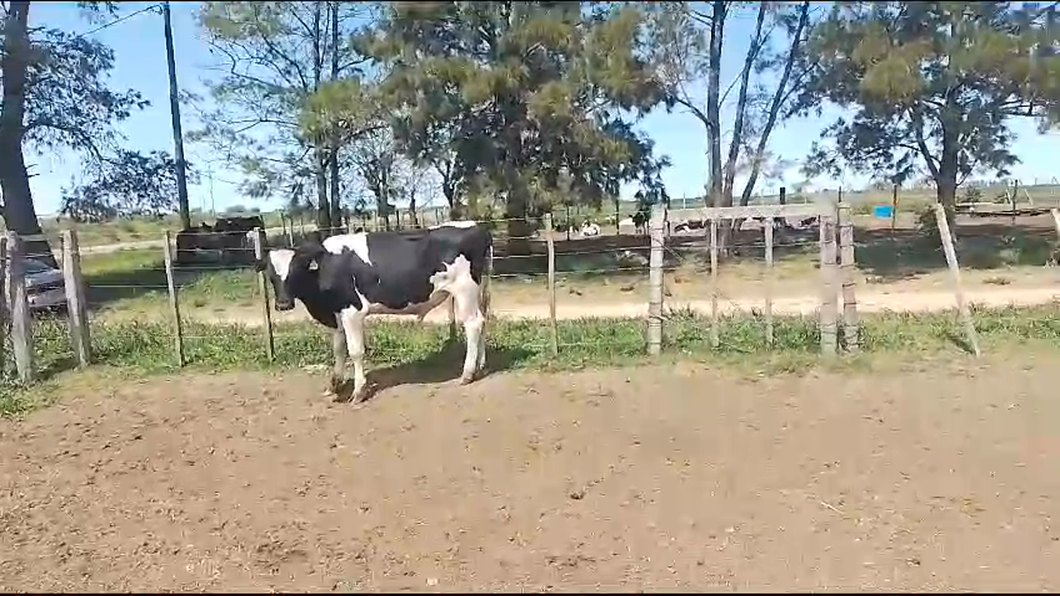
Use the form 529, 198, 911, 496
706, 0, 725, 210
722, 3, 766, 207
505, 186, 532, 256
0, 1, 58, 268
408, 189, 419, 228
438, 161, 460, 219
327, 1, 342, 231
738, 1, 810, 207
315, 150, 330, 232
936, 131, 959, 226
162, 1, 191, 231
310, 0, 331, 233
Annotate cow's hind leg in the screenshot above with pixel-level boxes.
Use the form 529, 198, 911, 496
453, 283, 485, 384
339, 307, 370, 403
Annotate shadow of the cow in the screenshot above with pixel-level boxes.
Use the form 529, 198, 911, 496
330, 342, 535, 405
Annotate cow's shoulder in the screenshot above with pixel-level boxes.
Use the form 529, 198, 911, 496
323, 233, 371, 264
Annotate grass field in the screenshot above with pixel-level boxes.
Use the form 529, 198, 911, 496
65, 205, 1060, 326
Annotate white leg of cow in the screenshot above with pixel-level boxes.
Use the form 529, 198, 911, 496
453, 283, 485, 384
476, 287, 487, 373
339, 307, 369, 402
329, 327, 347, 395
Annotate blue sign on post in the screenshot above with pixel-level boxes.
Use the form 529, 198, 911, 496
872, 205, 894, 219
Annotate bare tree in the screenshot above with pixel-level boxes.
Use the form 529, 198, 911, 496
647, 1, 814, 211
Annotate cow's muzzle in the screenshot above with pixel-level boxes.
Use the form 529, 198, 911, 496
274, 300, 295, 312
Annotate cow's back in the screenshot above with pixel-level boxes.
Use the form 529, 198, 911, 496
320, 225, 491, 311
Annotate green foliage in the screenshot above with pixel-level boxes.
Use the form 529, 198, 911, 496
799, 2, 1060, 205
59, 150, 198, 222
300, 78, 382, 148
194, 1, 374, 206
19, 27, 150, 159
362, 1, 670, 219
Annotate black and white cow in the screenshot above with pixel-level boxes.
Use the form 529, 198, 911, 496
255, 221, 493, 404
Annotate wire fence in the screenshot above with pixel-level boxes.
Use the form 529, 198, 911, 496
3, 203, 1059, 385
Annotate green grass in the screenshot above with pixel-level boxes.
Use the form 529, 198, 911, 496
2, 304, 1059, 417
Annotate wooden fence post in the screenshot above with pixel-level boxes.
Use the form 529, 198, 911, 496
7, 233, 33, 382
61, 229, 91, 367
162, 231, 185, 367
891, 184, 899, 235
252, 228, 275, 361
763, 217, 774, 348
647, 203, 665, 356
545, 213, 558, 356
0, 235, 7, 375
709, 217, 720, 349
934, 203, 981, 357
838, 205, 859, 353
819, 213, 838, 357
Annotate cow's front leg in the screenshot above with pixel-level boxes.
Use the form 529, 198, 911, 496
329, 327, 347, 396
339, 307, 369, 403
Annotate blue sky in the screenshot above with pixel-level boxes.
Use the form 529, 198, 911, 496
24, 1, 1060, 217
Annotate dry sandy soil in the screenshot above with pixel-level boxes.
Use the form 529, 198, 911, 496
2, 354, 1060, 592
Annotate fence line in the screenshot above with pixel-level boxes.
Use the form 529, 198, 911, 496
30, 197, 1052, 383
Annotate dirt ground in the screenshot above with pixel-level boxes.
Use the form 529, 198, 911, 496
2, 354, 1060, 592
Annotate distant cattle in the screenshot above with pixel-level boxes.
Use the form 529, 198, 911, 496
631, 211, 649, 235
175, 215, 265, 265
255, 221, 493, 404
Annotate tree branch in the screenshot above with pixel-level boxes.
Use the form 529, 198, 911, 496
738, 1, 810, 207
722, 1, 766, 202
670, 95, 712, 131
911, 110, 940, 180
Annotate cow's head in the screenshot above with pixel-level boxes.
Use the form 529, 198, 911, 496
254, 236, 326, 312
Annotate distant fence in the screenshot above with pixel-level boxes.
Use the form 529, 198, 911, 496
5, 203, 1058, 385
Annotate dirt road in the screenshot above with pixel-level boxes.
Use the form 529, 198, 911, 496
164, 285, 1060, 328
2, 356, 1059, 591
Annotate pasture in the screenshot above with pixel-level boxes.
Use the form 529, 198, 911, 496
2, 193, 1060, 591
69, 205, 1060, 330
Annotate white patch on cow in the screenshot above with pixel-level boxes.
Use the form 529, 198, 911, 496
322, 233, 372, 265
268, 249, 296, 280
429, 220, 478, 230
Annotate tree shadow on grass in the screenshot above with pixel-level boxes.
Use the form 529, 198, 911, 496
82, 255, 254, 312
333, 341, 536, 405
854, 224, 1058, 283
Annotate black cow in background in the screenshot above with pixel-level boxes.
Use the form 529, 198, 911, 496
175, 215, 265, 265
